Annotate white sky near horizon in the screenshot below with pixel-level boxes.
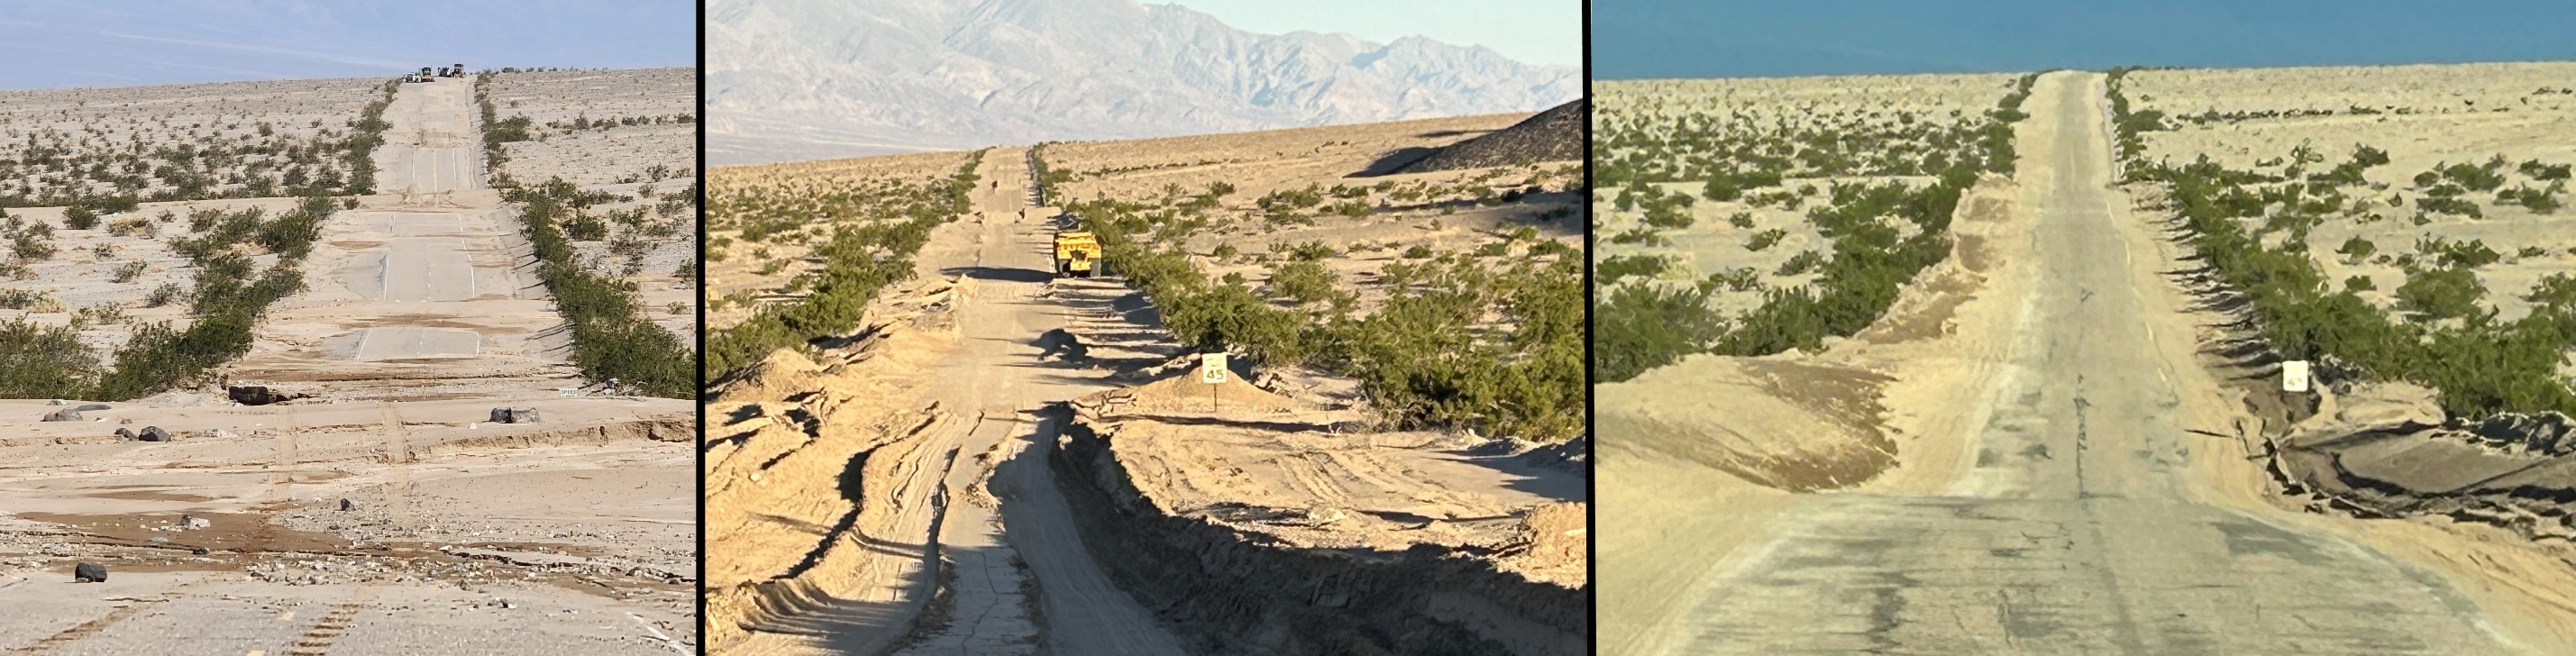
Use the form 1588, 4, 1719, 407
1167, 0, 1581, 67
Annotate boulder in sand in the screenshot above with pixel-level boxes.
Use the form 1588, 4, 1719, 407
488, 407, 542, 424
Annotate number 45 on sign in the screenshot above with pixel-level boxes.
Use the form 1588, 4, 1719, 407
1201, 352, 1227, 411
1200, 352, 1228, 384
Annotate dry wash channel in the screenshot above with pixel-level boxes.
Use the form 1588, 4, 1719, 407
707, 121, 1586, 655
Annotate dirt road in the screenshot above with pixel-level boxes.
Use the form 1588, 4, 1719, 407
1622, 71, 2551, 655
737, 148, 1186, 656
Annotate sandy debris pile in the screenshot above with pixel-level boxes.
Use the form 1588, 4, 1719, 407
1598, 355, 1893, 490
1054, 406, 1588, 655
1400, 99, 1586, 173
2271, 381, 2576, 542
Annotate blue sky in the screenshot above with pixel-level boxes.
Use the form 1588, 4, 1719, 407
0, 0, 696, 89
1174, 0, 1580, 67
1594, 0, 2576, 78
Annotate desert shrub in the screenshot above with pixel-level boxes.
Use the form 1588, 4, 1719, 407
1527, 239, 1577, 260
1069, 174, 1581, 439
1285, 241, 1335, 261
1714, 178, 1963, 357
512, 188, 691, 396
1608, 227, 1668, 246
2528, 273, 2576, 310
2336, 236, 2376, 260
12, 232, 55, 260
2496, 183, 2562, 214
2345, 275, 2375, 292
1727, 212, 1756, 229
2418, 236, 2502, 269
1266, 260, 1336, 305
63, 205, 100, 231
564, 213, 608, 241
2126, 150, 2576, 416
1746, 228, 1786, 251
1597, 254, 1671, 284
106, 216, 156, 238
1256, 186, 1326, 212
1330, 254, 1583, 439
2416, 195, 2483, 218
144, 282, 185, 307
254, 196, 331, 260
0, 288, 50, 310
112, 260, 148, 283
1594, 283, 1725, 382
1641, 201, 1693, 230
2439, 160, 2507, 192
75, 303, 125, 325
2395, 267, 2487, 322
1402, 244, 1434, 259
1775, 250, 1825, 276
0, 319, 97, 398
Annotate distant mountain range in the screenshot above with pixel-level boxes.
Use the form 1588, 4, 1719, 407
706, 0, 1581, 165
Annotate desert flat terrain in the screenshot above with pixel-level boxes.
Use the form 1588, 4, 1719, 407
2124, 62, 2576, 323
1592, 73, 2020, 335
0, 70, 697, 655
0, 77, 387, 203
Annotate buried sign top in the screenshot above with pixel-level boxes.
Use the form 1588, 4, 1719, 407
1200, 352, 1228, 384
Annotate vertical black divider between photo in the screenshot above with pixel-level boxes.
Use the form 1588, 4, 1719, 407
1579, 0, 1600, 645
693, 0, 711, 645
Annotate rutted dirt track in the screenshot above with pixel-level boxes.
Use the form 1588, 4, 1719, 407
1606, 71, 2573, 654
1, 77, 695, 655
708, 148, 1188, 655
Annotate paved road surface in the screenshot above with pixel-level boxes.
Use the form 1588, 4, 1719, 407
371, 238, 478, 302
1644, 71, 2526, 655
353, 327, 480, 360
379, 79, 477, 196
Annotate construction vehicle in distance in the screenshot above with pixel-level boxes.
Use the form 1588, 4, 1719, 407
1053, 230, 1103, 278
412, 67, 435, 82
446, 64, 465, 78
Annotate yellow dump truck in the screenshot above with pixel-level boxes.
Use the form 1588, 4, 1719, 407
1053, 230, 1102, 278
